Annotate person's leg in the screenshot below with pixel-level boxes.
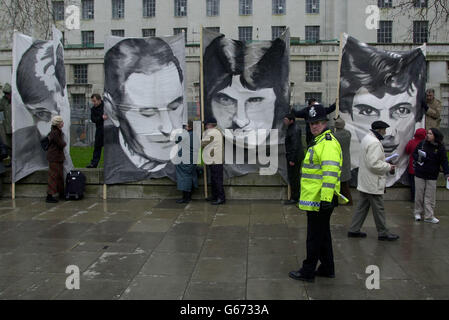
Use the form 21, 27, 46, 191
89, 131, 103, 167
46, 162, 59, 202
409, 173, 415, 202
414, 176, 425, 219
369, 194, 389, 237
423, 179, 437, 220
317, 210, 335, 276
287, 161, 300, 202
56, 162, 64, 198
299, 211, 322, 278
348, 191, 370, 233
209, 165, 218, 201
214, 164, 225, 201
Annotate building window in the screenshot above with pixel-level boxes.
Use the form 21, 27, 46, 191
238, 26, 253, 42
239, 0, 252, 15
71, 94, 87, 111
52, 1, 65, 21
206, 0, 219, 16
306, 61, 321, 82
414, 0, 428, 8
205, 27, 220, 33
305, 92, 322, 104
306, 0, 319, 14
81, 31, 94, 47
377, 21, 392, 43
74, 65, 88, 84
142, 28, 156, 37
112, 0, 125, 19
143, 0, 155, 17
305, 26, 320, 42
175, 0, 187, 16
272, 26, 286, 40
82, 0, 94, 19
272, 0, 286, 15
111, 29, 125, 36
413, 21, 428, 43
174, 27, 187, 42
378, 0, 393, 8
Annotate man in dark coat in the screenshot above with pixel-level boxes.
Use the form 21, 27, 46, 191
87, 93, 106, 168
175, 120, 198, 203
283, 112, 304, 205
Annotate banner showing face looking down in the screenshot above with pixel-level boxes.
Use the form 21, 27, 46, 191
12, 27, 73, 183
338, 34, 427, 187
103, 34, 187, 184
202, 28, 290, 179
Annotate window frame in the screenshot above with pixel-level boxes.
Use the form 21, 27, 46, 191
305, 25, 320, 42
238, 26, 253, 42
206, 0, 220, 16
239, 0, 253, 16
272, 0, 286, 15
143, 0, 156, 17
81, 30, 95, 47
142, 28, 156, 37
305, 61, 322, 82
271, 26, 286, 40
73, 64, 88, 84
52, 1, 65, 21
112, 0, 125, 19
82, 0, 95, 20
174, 0, 187, 17
377, 20, 393, 43
305, 0, 319, 14
413, 20, 428, 44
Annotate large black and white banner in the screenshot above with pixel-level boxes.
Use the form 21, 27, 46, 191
103, 34, 187, 184
202, 28, 290, 179
12, 27, 73, 183
339, 34, 427, 186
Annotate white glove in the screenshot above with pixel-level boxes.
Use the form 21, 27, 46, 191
418, 150, 426, 158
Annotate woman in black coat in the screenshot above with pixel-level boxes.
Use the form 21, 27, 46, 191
412, 128, 449, 223
46, 115, 66, 203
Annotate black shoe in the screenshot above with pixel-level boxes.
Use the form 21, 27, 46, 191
46, 194, 58, 203
283, 199, 297, 205
347, 231, 367, 238
315, 270, 335, 278
176, 198, 189, 204
206, 197, 217, 202
288, 271, 314, 282
86, 164, 97, 168
211, 199, 225, 205
378, 234, 399, 241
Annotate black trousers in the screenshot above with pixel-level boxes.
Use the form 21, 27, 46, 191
287, 161, 301, 202
90, 129, 103, 166
408, 173, 415, 202
210, 164, 225, 201
300, 209, 335, 277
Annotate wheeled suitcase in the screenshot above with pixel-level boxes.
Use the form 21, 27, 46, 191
65, 170, 86, 200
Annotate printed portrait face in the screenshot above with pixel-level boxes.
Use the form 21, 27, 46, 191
343, 84, 417, 156
121, 62, 184, 162
211, 75, 276, 146
16, 40, 65, 137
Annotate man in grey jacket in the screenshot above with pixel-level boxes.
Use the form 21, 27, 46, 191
347, 121, 399, 241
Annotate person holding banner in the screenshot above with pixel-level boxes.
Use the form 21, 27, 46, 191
412, 128, 449, 223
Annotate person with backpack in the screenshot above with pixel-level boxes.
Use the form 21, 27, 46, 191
46, 115, 66, 203
412, 128, 449, 223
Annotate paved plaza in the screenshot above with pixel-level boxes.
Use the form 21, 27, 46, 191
0, 197, 448, 300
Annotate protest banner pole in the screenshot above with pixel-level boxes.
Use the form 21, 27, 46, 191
334, 32, 345, 120
11, 183, 15, 199
103, 184, 107, 200
200, 26, 208, 199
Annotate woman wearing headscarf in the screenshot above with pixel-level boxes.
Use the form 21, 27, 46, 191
412, 128, 449, 223
46, 115, 66, 203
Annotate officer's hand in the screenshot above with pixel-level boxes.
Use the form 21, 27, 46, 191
289, 161, 295, 166
320, 201, 333, 213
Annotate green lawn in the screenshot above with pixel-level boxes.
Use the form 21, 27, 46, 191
70, 146, 104, 168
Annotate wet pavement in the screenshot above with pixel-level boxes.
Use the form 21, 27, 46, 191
0, 197, 448, 300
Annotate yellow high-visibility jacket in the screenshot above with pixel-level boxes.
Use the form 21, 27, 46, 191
298, 129, 342, 212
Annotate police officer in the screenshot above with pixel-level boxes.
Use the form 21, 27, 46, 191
289, 104, 342, 282
86, 93, 107, 168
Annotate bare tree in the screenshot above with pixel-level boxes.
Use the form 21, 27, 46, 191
0, 0, 55, 47
386, 0, 449, 40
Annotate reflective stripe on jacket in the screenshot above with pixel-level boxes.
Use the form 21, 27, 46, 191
299, 129, 342, 212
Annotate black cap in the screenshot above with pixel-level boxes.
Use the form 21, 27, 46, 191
203, 117, 217, 125
371, 121, 390, 130
306, 104, 328, 123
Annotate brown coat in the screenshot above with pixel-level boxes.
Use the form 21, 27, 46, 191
47, 125, 66, 163
425, 98, 442, 129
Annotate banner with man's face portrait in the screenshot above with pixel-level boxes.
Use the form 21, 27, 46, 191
103, 34, 187, 184
12, 27, 73, 183
338, 34, 427, 187
202, 28, 290, 180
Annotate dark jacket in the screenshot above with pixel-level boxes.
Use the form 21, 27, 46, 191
413, 140, 449, 180
285, 120, 304, 163
91, 101, 104, 130
47, 125, 66, 163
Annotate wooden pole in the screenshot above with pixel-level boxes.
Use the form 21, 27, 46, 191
200, 26, 208, 199
11, 183, 15, 200
334, 32, 345, 120
103, 184, 107, 200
